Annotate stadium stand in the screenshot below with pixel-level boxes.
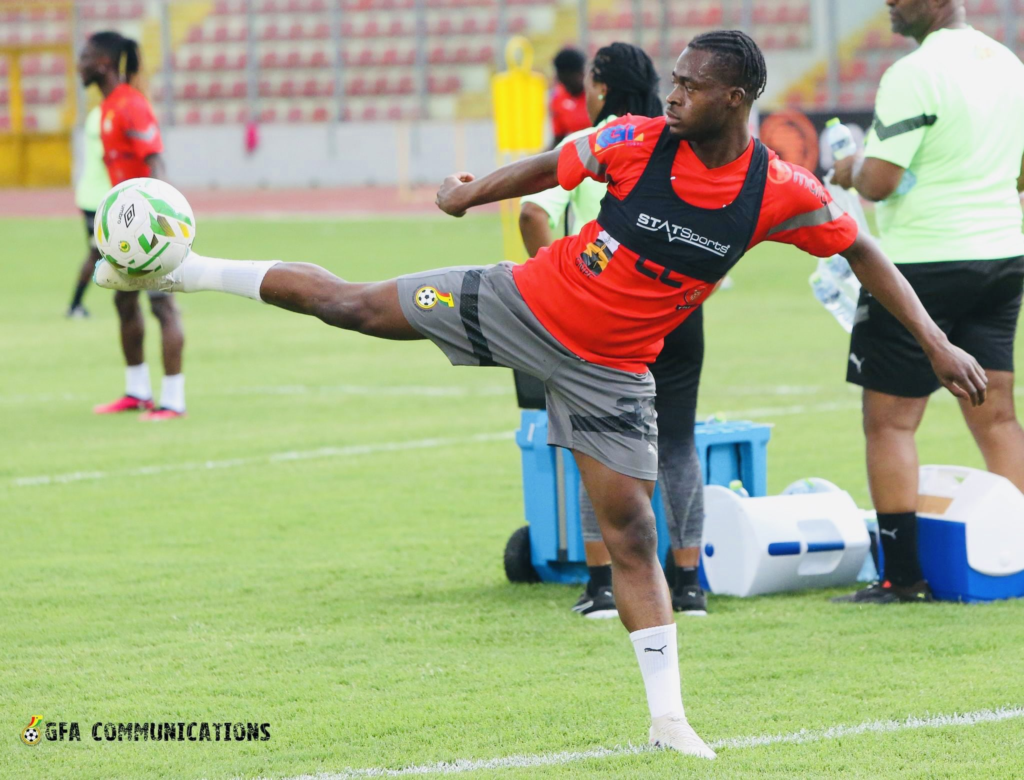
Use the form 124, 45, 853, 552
787, 0, 1023, 109
585, 0, 812, 57
2, 0, 1018, 129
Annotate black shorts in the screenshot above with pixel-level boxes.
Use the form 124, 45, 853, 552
83, 209, 97, 249
847, 257, 1024, 397
651, 304, 704, 416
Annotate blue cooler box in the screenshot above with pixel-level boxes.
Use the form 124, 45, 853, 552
875, 466, 1024, 603
515, 410, 771, 584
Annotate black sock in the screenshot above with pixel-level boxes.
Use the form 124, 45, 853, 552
70, 280, 88, 309
877, 511, 924, 587
676, 565, 699, 589
587, 564, 612, 593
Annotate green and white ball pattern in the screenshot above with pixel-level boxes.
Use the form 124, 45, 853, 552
95, 178, 195, 277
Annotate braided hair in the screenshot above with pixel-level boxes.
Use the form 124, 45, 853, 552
687, 30, 767, 102
89, 31, 141, 83
591, 42, 662, 125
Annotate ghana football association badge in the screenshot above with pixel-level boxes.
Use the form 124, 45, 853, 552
414, 286, 454, 310
21, 716, 43, 746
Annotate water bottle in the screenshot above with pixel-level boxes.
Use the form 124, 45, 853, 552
810, 269, 855, 333
825, 117, 856, 163
824, 254, 861, 301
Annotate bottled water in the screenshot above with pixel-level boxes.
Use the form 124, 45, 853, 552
825, 117, 856, 162
824, 254, 861, 301
810, 267, 856, 333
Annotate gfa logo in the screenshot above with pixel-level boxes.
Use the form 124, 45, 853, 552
20, 716, 83, 745
21, 716, 43, 746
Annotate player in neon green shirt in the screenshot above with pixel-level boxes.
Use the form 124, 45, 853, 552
833, 0, 1024, 604
519, 43, 710, 618
68, 104, 112, 317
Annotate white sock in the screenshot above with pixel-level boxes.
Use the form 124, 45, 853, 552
160, 373, 185, 413
125, 363, 152, 400
181, 253, 280, 301
630, 623, 685, 719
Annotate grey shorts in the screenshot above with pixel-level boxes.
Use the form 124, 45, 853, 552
397, 262, 658, 480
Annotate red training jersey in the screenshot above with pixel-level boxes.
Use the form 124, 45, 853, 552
100, 83, 163, 185
549, 83, 591, 141
512, 115, 859, 374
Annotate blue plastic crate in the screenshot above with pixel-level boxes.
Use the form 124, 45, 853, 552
516, 410, 772, 584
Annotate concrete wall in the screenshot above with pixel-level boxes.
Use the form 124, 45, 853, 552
159, 120, 500, 189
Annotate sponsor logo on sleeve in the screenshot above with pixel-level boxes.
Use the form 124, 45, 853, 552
594, 124, 645, 152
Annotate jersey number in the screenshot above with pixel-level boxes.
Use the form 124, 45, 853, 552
634, 257, 684, 288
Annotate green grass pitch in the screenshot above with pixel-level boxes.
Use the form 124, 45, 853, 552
1, 214, 1022, 779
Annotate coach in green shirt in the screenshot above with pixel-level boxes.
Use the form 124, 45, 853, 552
833, 0, 1024, 604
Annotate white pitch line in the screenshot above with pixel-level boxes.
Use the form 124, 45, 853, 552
10, 431, 514, 488
269, 705, 1024, 779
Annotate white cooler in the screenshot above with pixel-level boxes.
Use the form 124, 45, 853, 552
701, 486, 870, 597
915, 466, 1024, 603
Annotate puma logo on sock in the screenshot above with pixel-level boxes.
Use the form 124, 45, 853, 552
644, 645, 667, 655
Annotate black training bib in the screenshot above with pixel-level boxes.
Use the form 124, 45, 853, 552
596, 125, 769, 284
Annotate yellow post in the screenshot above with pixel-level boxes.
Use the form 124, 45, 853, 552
491, 36, 547, 262
9, 54, 23, 133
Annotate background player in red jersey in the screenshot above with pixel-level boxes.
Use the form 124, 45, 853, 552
549, 48, 591, 146
96, 31, 986, 758
79, 32, 187, 420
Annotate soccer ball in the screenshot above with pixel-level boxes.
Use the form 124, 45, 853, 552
95, 178, 195, 278
22, 727, 39, 745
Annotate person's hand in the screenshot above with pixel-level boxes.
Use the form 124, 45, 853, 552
831, 155, 856, 190
435, 172, 475, 217
926, 339, 988, 406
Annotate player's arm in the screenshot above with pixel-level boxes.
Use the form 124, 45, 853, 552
833, 156, 904, 202
840, 232, 987, 405
435, 151, 560, 218
519, 203, 555, 255
832, 62, 930, 201
145, 152, 167, 181
438, 117, 630, 217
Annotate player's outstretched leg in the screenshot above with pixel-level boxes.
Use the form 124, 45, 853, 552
574, 451, 715, 760
94, 253, 422, 341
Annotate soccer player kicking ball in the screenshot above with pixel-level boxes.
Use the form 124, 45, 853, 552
97, 31, 987, 759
